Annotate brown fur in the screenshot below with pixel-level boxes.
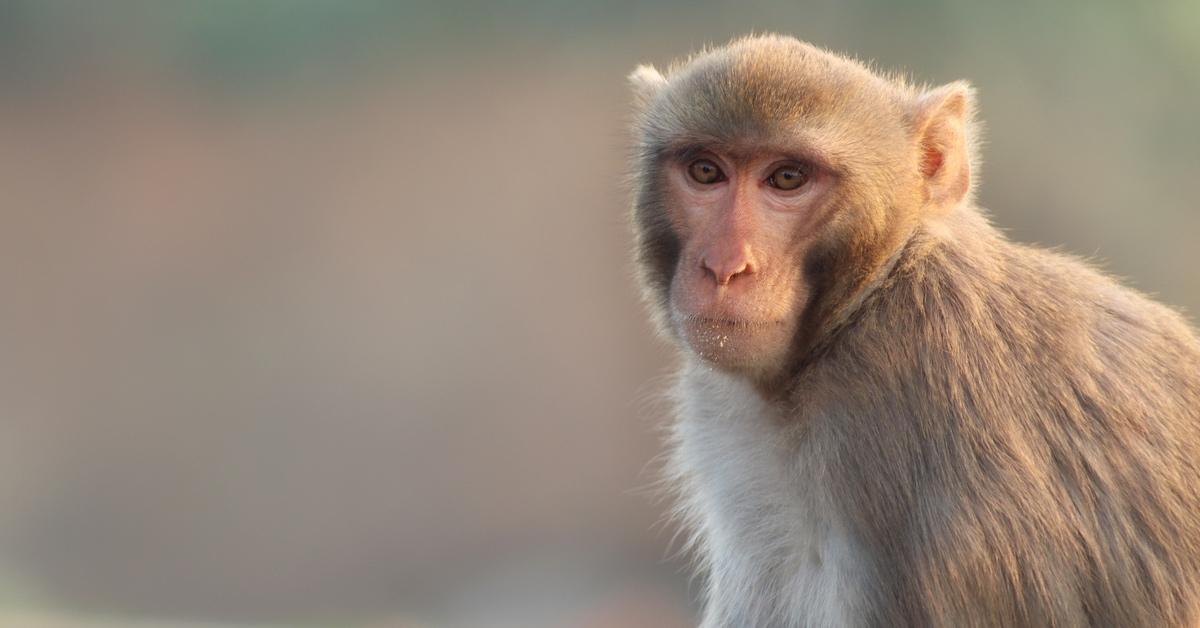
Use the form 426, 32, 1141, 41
630, 34, 1200, 626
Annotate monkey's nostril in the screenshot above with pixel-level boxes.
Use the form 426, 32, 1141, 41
702, 256, 752, 286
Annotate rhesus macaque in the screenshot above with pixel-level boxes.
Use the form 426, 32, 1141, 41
628, 35, 1200, 627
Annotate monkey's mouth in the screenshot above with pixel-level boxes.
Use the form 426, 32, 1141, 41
675, 313, 790, 370
680, 314, 785, 331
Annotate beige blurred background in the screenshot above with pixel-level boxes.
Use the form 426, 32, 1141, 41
0, 1, 1197, 627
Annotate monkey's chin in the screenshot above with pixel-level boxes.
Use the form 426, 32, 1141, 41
677, 315, 792, 375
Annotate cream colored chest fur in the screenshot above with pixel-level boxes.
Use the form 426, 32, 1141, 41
670, 363, 867, 628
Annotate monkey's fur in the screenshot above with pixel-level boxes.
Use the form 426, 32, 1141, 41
629, 35, 1200, 627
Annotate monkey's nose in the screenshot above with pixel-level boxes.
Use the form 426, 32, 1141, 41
702, 255, 753, 286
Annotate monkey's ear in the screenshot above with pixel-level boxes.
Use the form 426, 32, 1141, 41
628, 64, 668, 110
910, 81, 976, 208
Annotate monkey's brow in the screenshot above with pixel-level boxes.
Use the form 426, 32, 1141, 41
662, 143, 713, 163
663, 141, 832, 171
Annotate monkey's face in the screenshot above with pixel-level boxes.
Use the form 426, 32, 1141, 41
662, 147, 837, 374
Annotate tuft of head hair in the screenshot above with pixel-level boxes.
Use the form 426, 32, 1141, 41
628, 64, 667, 110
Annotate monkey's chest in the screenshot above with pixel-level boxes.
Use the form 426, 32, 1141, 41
674, 369, 867, 627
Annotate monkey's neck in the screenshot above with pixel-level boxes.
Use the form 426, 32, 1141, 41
772, 205, 990, 396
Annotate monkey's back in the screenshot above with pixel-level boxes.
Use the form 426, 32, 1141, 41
812, 209, 1200, 627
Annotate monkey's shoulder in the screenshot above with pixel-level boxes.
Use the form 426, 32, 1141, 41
868, 227, 1200, 398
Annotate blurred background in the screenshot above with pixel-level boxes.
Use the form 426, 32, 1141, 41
0, 1, 1196, 626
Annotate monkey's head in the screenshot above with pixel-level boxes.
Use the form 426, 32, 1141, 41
629, 35, 976, 381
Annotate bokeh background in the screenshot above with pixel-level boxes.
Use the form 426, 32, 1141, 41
1, 1, 1197, 626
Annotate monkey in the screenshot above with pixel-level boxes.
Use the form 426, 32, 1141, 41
627, 35, 1200, 627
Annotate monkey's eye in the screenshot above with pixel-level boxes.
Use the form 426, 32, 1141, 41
767, 164, 811, 191
687, 159, 725, 185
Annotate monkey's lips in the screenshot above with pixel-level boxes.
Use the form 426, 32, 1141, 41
685, 315, 784, 332
675, 313, 792, 370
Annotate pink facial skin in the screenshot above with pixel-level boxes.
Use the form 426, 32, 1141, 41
664, 148, 836, 374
